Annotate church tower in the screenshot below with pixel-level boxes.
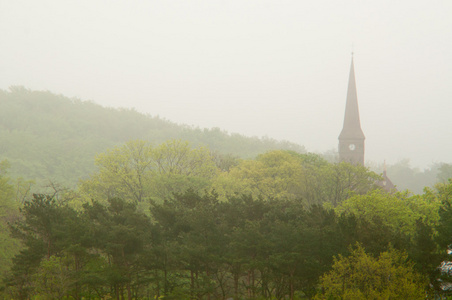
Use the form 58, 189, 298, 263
338, 57, 365, 165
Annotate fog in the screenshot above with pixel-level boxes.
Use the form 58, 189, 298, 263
1, 1, 451, 169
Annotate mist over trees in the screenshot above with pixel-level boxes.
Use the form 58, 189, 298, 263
0, 87, 448, 194
1, 88, 452, 299
0, 87, 304, 190
368, 159, 452, 194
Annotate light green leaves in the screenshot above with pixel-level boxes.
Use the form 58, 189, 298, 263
79, 140, 218, 206
317, 244, 426, 300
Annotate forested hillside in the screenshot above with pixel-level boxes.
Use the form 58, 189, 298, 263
1, 86, 450, 194
0, 87, 305, 188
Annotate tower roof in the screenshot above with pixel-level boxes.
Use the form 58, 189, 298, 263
339, 57, 365, 140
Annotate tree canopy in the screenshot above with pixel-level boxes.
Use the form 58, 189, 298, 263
316, 244, 426, 300
79, 140, 218, 207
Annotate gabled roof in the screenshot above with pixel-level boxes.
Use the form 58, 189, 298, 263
377, 162, 397, 192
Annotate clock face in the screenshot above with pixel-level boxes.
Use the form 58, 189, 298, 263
349, 144, 356, 151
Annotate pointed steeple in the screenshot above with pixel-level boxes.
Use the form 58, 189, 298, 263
339, 57, 365, 140
338, 56, 365, 166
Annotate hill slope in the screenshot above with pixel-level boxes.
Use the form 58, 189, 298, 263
0, 87, 305, 187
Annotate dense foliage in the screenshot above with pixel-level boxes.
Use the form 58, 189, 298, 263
79, 140, 218, 206
316, 244, 426, 299
0, 161, 22, 280
2, 188, 446, 299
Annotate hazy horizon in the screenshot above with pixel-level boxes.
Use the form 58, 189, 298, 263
1, 1, 451, 169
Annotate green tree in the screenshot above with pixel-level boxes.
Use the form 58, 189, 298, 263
432, 180, 452, 294
436, 180, 452, 250
79, 140, 154, 204
6, 192, 99, 299
32, 255, 74, 299
285, 153, 381, 206
82, 197, 153, 300
0, 161, 21, 294
79, 140, 218, 207
323, 162, 381, 206
409, 218, 442, 293
213, 151, 381, 206
335, 190, 439, 238
6, 194, 82, 299
316, 244, 426, 299
220, 195, 276, 299
149, 190, 225, 298
151, 140, 218, 201
212, 150, 305, 202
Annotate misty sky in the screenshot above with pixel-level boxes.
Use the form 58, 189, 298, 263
1, 1, 451, 169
